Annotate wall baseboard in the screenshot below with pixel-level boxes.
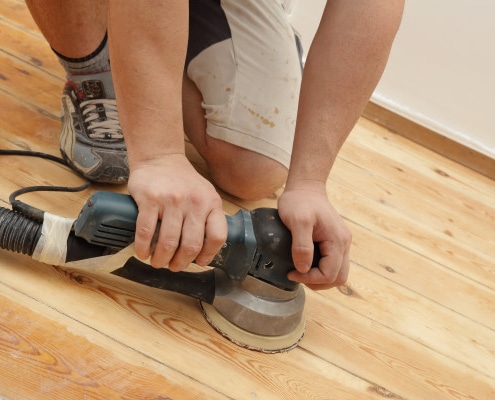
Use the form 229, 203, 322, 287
363, 102, 495, 181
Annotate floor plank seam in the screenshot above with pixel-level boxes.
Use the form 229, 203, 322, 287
313, 286, 495, 382
298, 346, 410, 400
0, 87, 60, 122
343, 216, 495, 293
337, 155, 495, 213
347, 243, 495, 330
0, 14, 46, 42
348, 257, 495, 332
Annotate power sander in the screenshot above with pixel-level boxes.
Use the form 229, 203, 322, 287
0, 190, 320, 352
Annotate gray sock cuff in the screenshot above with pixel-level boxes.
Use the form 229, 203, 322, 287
54, 33, 110, 77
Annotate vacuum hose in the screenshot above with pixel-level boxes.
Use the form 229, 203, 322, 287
0, 206, 42, 256
0, 205, 110, 263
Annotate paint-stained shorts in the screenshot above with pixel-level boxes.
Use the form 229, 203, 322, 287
187, 0, 302, 168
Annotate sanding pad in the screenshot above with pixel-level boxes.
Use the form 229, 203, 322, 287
200, 301, 305, 353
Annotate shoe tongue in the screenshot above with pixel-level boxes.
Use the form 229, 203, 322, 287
80, 72, 116, 99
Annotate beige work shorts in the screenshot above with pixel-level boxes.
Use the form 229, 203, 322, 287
187, 0, 302, 168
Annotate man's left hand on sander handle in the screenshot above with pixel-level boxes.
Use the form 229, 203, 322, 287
278, 182, 351, 291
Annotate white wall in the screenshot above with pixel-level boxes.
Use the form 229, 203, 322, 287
291, 0, 495, 159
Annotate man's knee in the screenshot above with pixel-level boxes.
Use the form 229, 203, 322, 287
204, 143, 288, 201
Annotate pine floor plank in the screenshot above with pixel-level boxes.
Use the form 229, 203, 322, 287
0, 251, 394, 400
0, 0, 64, 79
302, 290, 495, 400
0, 0, 43, 36
1, 1, 495, 399
348, 222, 495, 331
0, 288, 228, 400
342, 120, 495, 212
329, 177, 495, 289
329, 263, 495, 378
0, 49, 61, 117
332, 155, 495, 257
331, 125, 495, 289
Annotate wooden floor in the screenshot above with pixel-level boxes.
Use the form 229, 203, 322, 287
1, 1, 495, 399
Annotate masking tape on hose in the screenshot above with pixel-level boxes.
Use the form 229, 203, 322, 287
65, 243, 140, 273
32, 212, 75, 266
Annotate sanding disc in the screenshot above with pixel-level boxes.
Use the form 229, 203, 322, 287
200, 301, 305, 353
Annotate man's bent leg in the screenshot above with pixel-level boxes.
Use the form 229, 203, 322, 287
184, 0, 302, 200
183, 76, 288, 200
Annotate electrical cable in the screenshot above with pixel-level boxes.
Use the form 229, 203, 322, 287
0, 149, 91, 222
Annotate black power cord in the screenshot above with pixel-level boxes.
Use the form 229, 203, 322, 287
0, 149, 91, 222
0, 149, 114, 260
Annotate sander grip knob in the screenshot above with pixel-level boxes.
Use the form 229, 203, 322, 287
249, 208, 321, 290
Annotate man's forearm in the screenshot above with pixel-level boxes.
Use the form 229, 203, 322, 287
107, 1, 189, 168
286, 0, 404, 188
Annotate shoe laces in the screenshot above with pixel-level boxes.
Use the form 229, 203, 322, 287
80, 99, 123, 140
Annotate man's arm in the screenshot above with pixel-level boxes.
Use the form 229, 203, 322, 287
108, 1, 227, 270
278, 0, 405, 290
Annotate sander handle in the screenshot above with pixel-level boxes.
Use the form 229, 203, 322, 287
111, 256, 216, 304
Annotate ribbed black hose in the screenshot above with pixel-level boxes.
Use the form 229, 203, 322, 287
0, 206, 42, 256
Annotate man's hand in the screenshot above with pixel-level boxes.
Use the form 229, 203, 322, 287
276, 0, 403, 290
128, 154, 227, 271
278, 181, 351, 290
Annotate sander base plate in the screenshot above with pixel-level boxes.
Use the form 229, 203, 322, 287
200, 301, 305, 353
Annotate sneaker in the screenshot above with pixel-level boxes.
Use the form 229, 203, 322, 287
59, 70, 129, 184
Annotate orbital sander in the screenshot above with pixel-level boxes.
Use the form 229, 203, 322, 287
0, 191, 320, 352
